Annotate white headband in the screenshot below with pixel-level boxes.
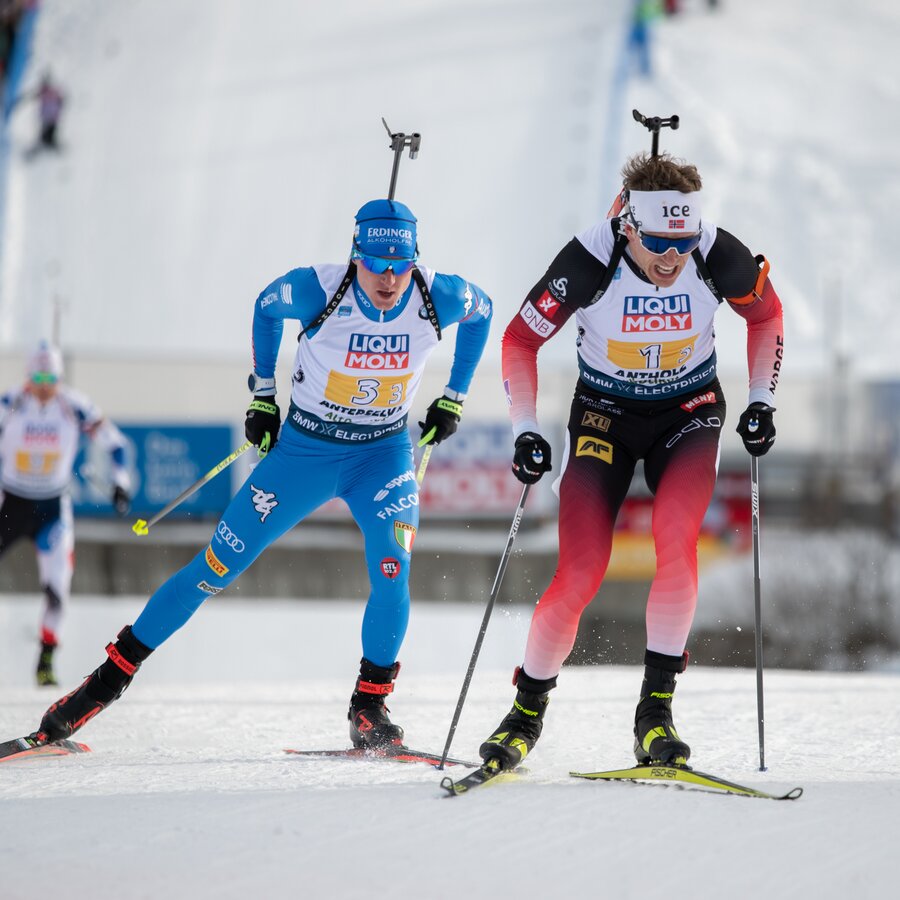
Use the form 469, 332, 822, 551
627, 189, 701, 234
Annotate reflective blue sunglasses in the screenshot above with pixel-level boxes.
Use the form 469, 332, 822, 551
31, 372, 59, 384
352, 242, 417, 276
638, 229, 702, 256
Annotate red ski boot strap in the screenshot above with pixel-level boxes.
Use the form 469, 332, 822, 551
106, 643, 137, 676
357, 680, 394, 696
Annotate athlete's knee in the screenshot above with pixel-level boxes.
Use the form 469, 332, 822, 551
42, 583, 64, 610
546, 564, 605, 609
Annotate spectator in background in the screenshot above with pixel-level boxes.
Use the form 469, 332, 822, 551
0, 341, 132, 686
35, 71, 64, 148
21, 70, 65, 154
628, 1, 662, 78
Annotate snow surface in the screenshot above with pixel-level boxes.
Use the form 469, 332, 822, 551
3, 0, 899, 381
2, 1, 900, 898
1, 595, 898, 900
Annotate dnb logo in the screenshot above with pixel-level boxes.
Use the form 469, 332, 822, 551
575, 435, 613, 463
381, 557, 401, 579
345, 333, 409, 370
520, 303, 556, 337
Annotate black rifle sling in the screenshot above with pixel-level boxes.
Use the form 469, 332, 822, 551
297, 263, 357, 341
588, 219, 629, 305
589, 219, 725, 305
297, 264, 441, 341
411, 267, 441, 341
691, 247, 725, 304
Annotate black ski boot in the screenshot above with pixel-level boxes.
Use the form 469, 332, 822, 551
36, 640, 58, 687
34, 625, 153, 744
479, 667, 557, 770
633, 649, 691, 765
348, 657, 404, 749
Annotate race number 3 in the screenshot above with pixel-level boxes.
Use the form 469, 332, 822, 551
325, 371, 412, 408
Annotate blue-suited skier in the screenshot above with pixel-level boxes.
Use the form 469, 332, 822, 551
30, 198, 492, 750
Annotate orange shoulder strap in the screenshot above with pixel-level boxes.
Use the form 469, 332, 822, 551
728, 255, 771, 306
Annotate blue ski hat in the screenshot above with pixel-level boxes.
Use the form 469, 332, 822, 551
353, 199, 417, 259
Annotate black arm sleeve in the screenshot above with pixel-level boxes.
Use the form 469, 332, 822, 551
704, 228, 761, 298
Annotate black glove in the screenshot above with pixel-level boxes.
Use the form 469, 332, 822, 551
418, 396, 463, 445
736, 403, 776, 457
112, 486, 131, 516
512, 432, 552, 484
245, 396, 281, 454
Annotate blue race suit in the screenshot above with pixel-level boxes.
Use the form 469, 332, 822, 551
132, 263, 491, 667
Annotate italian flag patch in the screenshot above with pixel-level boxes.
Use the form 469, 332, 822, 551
394, 521, 416, 553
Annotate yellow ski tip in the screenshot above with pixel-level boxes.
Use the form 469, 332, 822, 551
132, 519, 149, 536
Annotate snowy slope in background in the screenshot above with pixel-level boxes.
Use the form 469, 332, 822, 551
2, 4, 899, 895
0, 0, 625, 367
2, 0, 898, 380
1, 597, 897, 899
623, 0, 900, 378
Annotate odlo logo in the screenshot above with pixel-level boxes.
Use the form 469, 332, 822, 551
381, 558, 401, 579
665, 416, 722, 448
549, 277, 568, 299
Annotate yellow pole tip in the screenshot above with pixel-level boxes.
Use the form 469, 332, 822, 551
132, 520, 149, 536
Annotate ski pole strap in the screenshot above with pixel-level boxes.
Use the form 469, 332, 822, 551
247, 399, 277, 416
434, 397, 463, 417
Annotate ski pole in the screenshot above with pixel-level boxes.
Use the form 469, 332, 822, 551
132, 440, 253, 536
415, 440, 434, 486
750, 454, 767, 772
437, 482, 532, 769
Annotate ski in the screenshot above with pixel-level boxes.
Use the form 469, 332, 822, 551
285, 745, 479, 768
440, 758, 522, 796
570, 763, 802, 800
0, 735, 91, 763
